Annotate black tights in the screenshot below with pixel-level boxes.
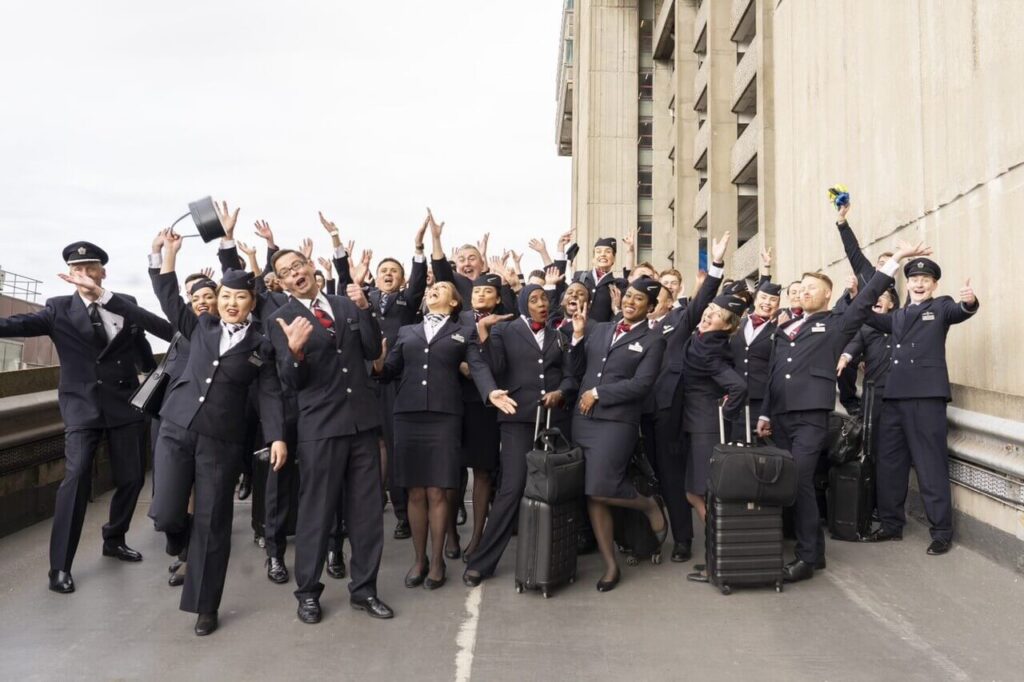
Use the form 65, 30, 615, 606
407, 486, 449, 581
446, 469, 492, 557
588, 494, 662, 581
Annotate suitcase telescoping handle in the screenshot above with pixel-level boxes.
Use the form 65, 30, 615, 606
718, 401, 751, 446
862, 379, 875, 460
533, 405, 553, 442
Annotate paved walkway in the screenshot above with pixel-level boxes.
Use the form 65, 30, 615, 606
1, 483, 1022, 681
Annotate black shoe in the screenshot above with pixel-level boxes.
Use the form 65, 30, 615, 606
103, 543, 143, 562
423, 564, 447, 591
596, 569, 621, 593
671, 541, 692, 563
393, 520, 411, 540
783, 560, 815, 583
652, 497, 669, 547
266, 557, 289, 584
685, 571, 709, 583
927, 539, 952, 555
168, 566, 185, 587
297, 597, 322, 624
326, 550, 346, 579
863, 527, 903, 543
456, 505, 467, 526
237, 474, 252, 501
405, 562, 429, 588
445, 541, 462, 560
350, 596, 394, 619
815, 555, 827, 570
168, 559, 183, 574
462, 570, 483, 587
48, 570, 75, 594
194, 611, 218, 636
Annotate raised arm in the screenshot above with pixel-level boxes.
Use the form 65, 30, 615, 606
835, 204, 875, 282
681, 230, 730, 334
945, 279, 980, 324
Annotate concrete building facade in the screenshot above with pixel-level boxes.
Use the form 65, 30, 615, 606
556, 0, 1024, 561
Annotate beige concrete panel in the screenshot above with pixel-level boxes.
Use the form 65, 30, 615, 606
673, 1, 701, 280
732, 36, 758, 111
731, 114, 759, 181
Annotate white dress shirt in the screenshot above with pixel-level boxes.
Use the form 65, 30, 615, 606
91, 290, 125, 341
219, 321, 251, 356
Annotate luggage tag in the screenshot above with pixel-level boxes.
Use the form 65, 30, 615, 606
921, 312, 935, 321
248, 352, 265, 367
811, 322, 826, 333
628, 341, 644, 352
451, 333, 466, 344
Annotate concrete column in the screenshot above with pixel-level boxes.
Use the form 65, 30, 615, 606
706, 0, 738, 256
673, 1, 700, 286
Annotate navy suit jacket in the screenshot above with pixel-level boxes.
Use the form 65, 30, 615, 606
469, 316, 578, 423
0, 292, 171, 430
729, 316, 777, 402
843, 324, 893, 391
864, 296, 978, 401
369, 258, 428, 346
572, 269, 626, 323
267, 296, 382, 441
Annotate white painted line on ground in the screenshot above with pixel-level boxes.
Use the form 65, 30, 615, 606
825, 567, 969, 682
454, 582, 484, 682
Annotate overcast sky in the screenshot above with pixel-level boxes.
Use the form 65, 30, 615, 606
0, 1, 570, 317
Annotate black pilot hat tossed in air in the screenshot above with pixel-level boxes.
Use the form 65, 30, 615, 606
904, 258, 941, 280
712, 294, 749, 316
629, 276, 663, 307
594, 237, 617, 254
62, 241, 109, 265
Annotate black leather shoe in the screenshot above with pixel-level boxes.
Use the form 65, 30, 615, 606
168, 567, 185, 587
350, 596, 394, 619
783, 560, 815, 583
297, 597, 322, 624
266, 557, 289, 584
237, 474, 252, 501
671, 541, 692, 563
103, 543, 143, 562
927, 539, 952, 555
456, 505, 467, 526
815, 556, 827, 570
393, 520, 411, 540
423, 564, 447, 591
194, 611, 218, 636
863, 527, 903, 543
596, 569, 621, 592
405, 562, 429, 588
48, 570, 74, 594
444, 541, 462, 560
685, 571, 709, 583
168, 559, 183, 574
326, 550, 347, 579
462, 570, 483, 587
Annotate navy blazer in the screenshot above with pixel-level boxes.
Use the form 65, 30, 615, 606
469, 316, 578, 423
864, 296, 978, 401
378, 316, 486, 416
216, 245, 290, 329
843, 324, 893, 391
112, 272, 285, 445
431, 258, 516, 316
729, 316, 777, 402
761, 269, 894, 418
0, 293, 170, 430
651, 268, 723, 413
368, 258, 428, 346
267, 296, 382, 441
679, 335, 748, 435
572, 269, 626, 323
570, 320, 666, 425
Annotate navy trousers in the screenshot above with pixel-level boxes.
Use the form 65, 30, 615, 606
769, 410, 828, 564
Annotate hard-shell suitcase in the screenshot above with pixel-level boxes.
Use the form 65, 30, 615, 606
514, 498, 579, 598
828, 381, 877, 541
706, 497, 785, 595
612, 437, 663, 566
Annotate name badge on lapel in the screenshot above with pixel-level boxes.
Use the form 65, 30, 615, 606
811, 323, 826, 333
396, 300, 407, 306
451, 333, 466, 344
628, 342, 644, 353
662, 325, 675, 335
248, 352, 265, 367
921, 312, 935, 321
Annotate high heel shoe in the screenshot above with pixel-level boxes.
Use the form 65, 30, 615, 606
445, 541, 462, 560
423, 563, 447, 590
404, 561, 429, 588
596, 568, 620, 592
462, 570, 482, 587
652, 496, 669, 547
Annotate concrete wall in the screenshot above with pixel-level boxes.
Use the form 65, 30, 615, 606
0, 295, 58, 368
771, 0, 1024, 418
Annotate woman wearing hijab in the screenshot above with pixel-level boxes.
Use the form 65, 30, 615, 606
461, 284, 576, 586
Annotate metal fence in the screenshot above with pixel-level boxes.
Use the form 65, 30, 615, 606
0, 267, 42, 303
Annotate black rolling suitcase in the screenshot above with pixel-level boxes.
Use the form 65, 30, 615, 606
514, 408, 583, 598
828, 381, 877, 541
706, 406, 785, 595
612, 437, 663, 566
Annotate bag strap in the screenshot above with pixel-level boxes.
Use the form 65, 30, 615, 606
152, 332, 183, 376
747, 453, 783, 485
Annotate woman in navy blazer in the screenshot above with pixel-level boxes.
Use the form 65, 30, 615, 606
374, 281, 506, 590
461, 284, 576, 586
96, 231, 286, 636
569, 278, 668, 592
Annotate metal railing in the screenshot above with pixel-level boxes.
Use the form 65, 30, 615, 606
0, 268, 43, 303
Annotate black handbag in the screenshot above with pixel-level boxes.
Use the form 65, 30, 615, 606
523, 407, 585, 505
708, 405, 798, 506
827, 412, 864, 465
129, 332, 182, 418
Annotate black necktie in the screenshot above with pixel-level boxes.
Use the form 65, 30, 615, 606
88, 303, 108, 350
379, 293, 389, 315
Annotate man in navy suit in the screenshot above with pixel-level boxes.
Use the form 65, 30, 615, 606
0, 242, 173, 593
756, 240, 931, 583
863, 258, 979, 555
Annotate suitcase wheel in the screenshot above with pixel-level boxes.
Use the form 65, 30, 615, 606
651, 552, 662, 565
720, 585, 732, 596
775, 581, 784, 593
515, 582, 524, 594
625, 556, 639, 567
257, 536, 266, 549
542, 588, 551, 599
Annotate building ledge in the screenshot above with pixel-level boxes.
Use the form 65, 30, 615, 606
693, 0, 708, 54
731, 0, 755, 43
653, 0, 675, 59
731, 115, 760, 183
694, 181, 709, 229
694, 58, 708, 112
693, 121, 709, 171
731, 37, 758, 114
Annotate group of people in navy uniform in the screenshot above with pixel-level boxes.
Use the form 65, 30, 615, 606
0, 199, 979, 636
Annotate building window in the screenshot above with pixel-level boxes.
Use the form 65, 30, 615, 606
638, 118, 653, 149
637, 220, 653, 259
0, 339, 24, 372
639, 70, 654, 100
564, 39, 573, 66
638, 169, 653, 198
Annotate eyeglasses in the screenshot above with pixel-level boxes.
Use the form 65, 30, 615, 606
276, 259, 307, 278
